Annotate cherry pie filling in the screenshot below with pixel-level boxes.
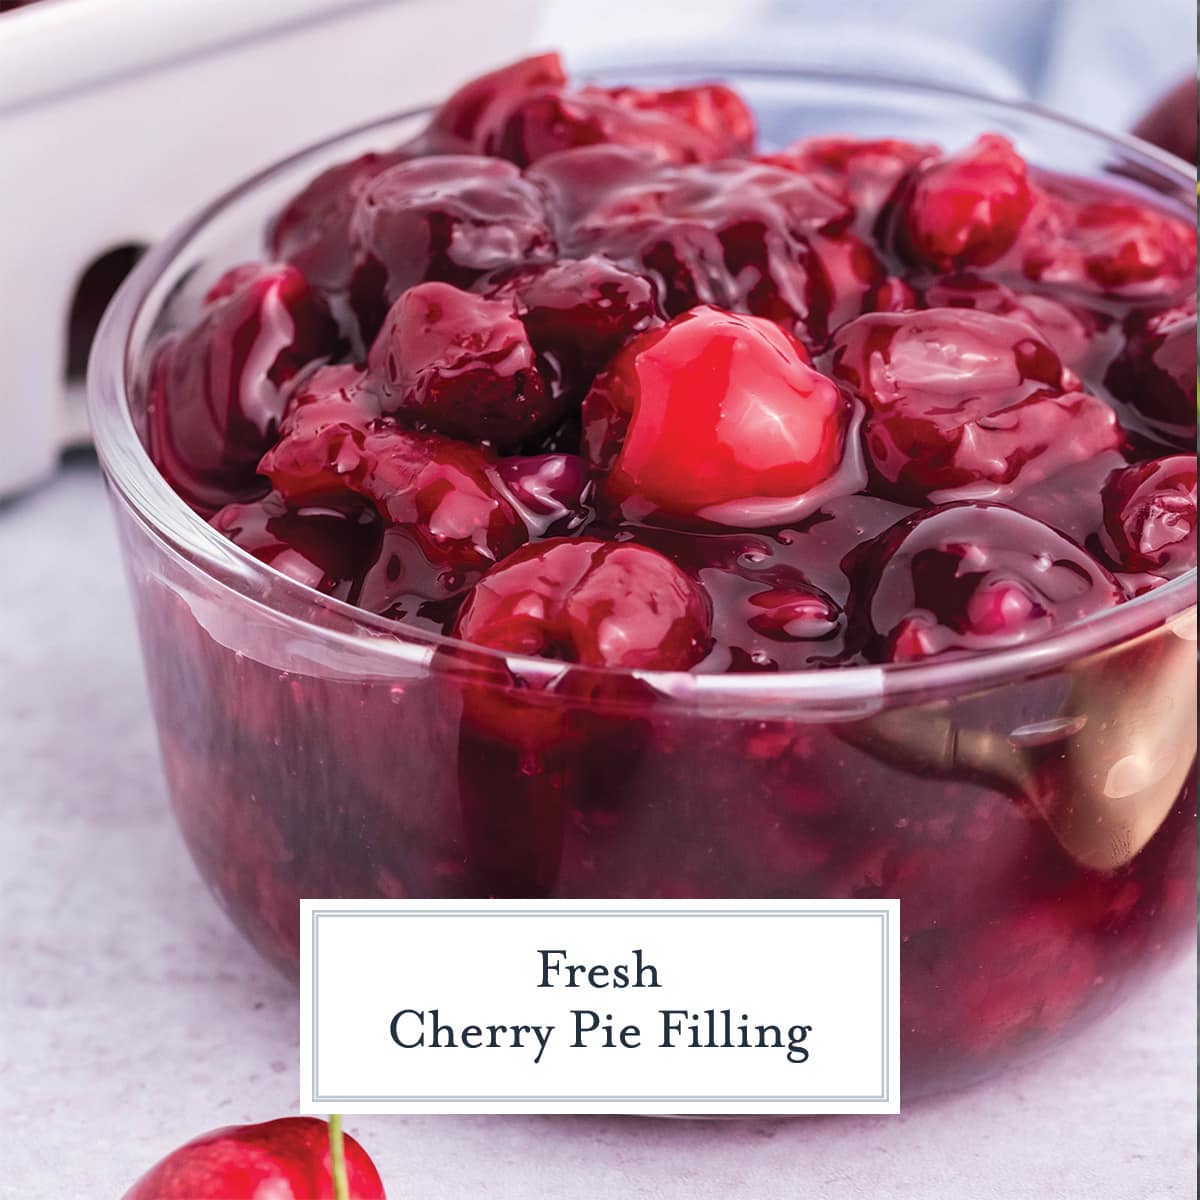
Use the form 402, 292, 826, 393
138, 56, 1197, 1095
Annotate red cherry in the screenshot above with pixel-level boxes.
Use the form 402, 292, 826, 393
495, 81, 755, 167
894, 134, 1034, 269
583, 306, 861, 526
258, 366, 527, 576
212, 491, 379, 600
482, 256, 663, 404
349, 156, 556, 338
1104, 297, 1197, 448
1100, 456, 1197, 576
600, 82, 756, 155
146, 263, 339, 515
368, 281, 554, 446
1023, 183, 1197, 299
920, 274, 1100, 374
122, 1117, 385, 1199
422, 52, 567, 153
555, 157, 849, 343
269, 151, 406, 295
453, 536, 712, 669
849, 502, 1123, 663
761, 135, 938, 220
831, 307, 1120, 502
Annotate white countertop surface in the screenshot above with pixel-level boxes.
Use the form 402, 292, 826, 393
2, 459, 1196, 1199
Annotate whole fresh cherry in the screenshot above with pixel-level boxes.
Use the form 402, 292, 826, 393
122, 1117, 385, 1199
584, 306, 861, 526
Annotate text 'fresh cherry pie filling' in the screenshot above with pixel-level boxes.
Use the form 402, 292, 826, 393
133, 56, 1198, 1097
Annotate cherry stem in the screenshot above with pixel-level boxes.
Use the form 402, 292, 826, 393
329, 1114, 350, 1200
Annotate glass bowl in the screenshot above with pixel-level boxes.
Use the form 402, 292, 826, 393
88, 66, 1198, 1101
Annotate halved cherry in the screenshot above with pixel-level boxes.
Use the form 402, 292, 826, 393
1104, 296, 1197, 447
348, 156, 556, 338
259, 366, 526, 575
496, 81, 755, 167
583, 306, 861, 526
453, 536, 712, 670
1022, 179, 1197, 299
848, 502, 1123, 663
830, 307, 1119, 502
761, 135, 938, 222
1100, 456, 1197, 577
146, 263, 339, 515
421, 52, 567, 154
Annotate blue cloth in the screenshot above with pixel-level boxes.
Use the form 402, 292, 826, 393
539, 0, 1194, 132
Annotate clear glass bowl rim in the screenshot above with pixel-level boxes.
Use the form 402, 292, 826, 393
87, 63, 1198, 711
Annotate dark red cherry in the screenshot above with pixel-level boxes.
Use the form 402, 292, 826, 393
211, 492, 379, 601
495, 453, 591, 536
584, 306, 860, 526
830, 307, 1119, 502
453, 536, 712, 669
348, 156, 556, 338
269, 151, 405, 295
483, 256, 663, 403
564, 158, 849, 343
920, 274, 1100, 374
849, 502, 1123, 663
1104, 298, 1197, 448
1100, 456, 1197, 576
421, 52, 567, 154
495, 81, 755, 167
1023, 182, 1197, 299
146, 263, 339, 515
526, 144, 667, 230
367, 281, 554, 447
761, 136, 938, 222
893, 134, 1034, 270
258, 366, 526, 575
600, 83, 756, 155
